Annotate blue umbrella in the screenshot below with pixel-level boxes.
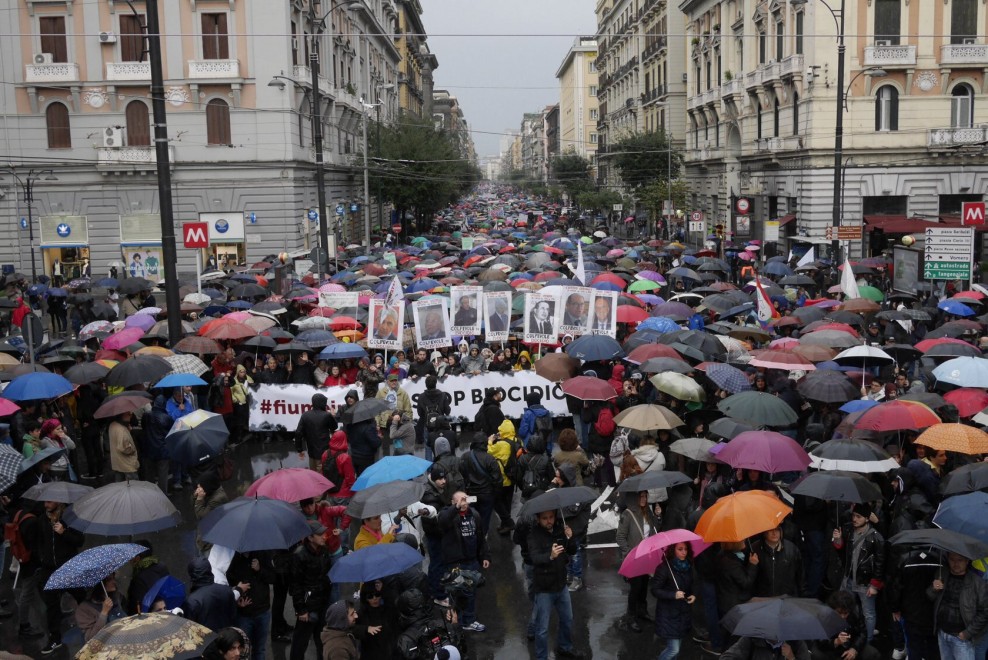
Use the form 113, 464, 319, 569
202, 288, 225, 300
45, 543, 147, 591
94, 278, 119, 288
932, 491, 988, 544
202, 305, 231, 317
3, 372, 73, 401
839, 399, 879, 414
296, 329, 338, 349
227, 300, 253, 310
27, 283, 48, 296
200, 496, 311, 552
317, 343, 368, 360
20, 446, 66, 474
933, 357, 988, 388
591, 281, 623, 292
705, 363, 751, 394
763, 261, 794, 277
637, 317, 680, 334
47, 287, 68, 297
565, 334, 625, 361
141, 575, 186, 613
352, 455, 433, 491
155, 373, 208, 389
938, 299, 976, 317
167, 409, 229, 466
328, 543, 423, 583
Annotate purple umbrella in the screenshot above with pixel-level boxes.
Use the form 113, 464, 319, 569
716, 430, 811, 474
651, 301, 695, 321
124, 314, 156, 332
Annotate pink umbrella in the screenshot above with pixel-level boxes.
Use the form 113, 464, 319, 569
244, 467, 335, 502
619, 529, 711, 578
769, 337, 799, 349
715, 430, 811, 473
319, 283, 347, 293
124, 314, 156, 332
224, 311, 252, 322
102, 327, 146, 351
0, 397, 20, 416
738, 251, 755, 261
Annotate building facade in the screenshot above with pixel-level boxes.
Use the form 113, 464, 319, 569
433, 89, 477, 163
395, 0, 437, 119
681, 0, 988, 257
555, 37, 599, 166
0, 0, 412, 278
520, 112, 547, 183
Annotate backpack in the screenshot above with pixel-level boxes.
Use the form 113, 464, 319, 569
520, 454, 551, 498
424, 401, 446, 431
322, 450, 344, 494
502, 438, 522, 484
528, 412, 554, 447
3, 510, 36, 563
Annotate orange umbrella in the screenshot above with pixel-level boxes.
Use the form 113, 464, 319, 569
334, 330, 365, 342
915, 423, 988, 455
841, 298, 881, 314
134, 346, 174, 357
695, 490, 792, 542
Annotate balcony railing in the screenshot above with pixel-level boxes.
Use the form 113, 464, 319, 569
96, 145, 174, 170
863, 44, 916, 67
188, 59, 241, 79
642, 37, 666, 62
941, 43, 988, 66
25, 62, 79, 84
779, 54, 804, 77
722, 78, 744, 97
641, 85, 666, 105
928, 126, 988, 148
106, 61, 151, 82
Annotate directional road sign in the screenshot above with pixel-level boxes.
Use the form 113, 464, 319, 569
924, 226, 974, 280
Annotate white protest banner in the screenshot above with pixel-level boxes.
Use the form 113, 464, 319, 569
449, 285, 482, 337
524, 292, 559, 343
367, 298, 404, 350
587, 290, 618, 337
248, 371, 570, 431
483, 291, 512, 343
412, 299, 452, 350
317, 291, 358, 314
559, 286, 592, 337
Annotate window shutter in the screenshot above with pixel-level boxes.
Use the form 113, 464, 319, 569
46, 103, 71, 149
40, 17, 68, 63
126, 101, 151, 146
889, 90, 899, 132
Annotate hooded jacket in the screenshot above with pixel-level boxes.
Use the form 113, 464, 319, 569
462, 435, 502, 496
632, 443, 668, 504
141, 395, 172, 462
476, 389, 506, 437
460, 345, 486, 374
389, 411, 416, 449
321, 430, 356, 497
488, 419, 517, 486
320, 601, 358, 660
433, 436, 464, 494
182, 557, 237, 631
295, 394, 337, 456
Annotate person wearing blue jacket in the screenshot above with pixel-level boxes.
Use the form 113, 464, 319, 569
519, 391, 553, 451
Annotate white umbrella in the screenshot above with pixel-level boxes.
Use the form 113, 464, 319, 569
184, 293, 211, 305
833, 345, 894, 368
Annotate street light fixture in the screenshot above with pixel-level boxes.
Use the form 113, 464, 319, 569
9, 168, 58, 282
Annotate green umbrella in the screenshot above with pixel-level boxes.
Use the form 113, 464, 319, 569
858, 285, 884, 302
717, 391, 799, 427
580, 236, 593, 244
629, 279, 662, 292
410, 236, 428, 245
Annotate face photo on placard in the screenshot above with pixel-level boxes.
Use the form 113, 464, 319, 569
588, 290, 618, 336
450, 286, 482, 336
483, 291, 512, 342
523, 292, 558, 343
559, 286, 592, 336
413, 299, 452, 349
368, 299, 404, 350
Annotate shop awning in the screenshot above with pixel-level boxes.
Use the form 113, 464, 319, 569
777, 214, 797, 226
864, 215, 988, 233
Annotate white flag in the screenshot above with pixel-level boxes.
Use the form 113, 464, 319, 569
574, 242, 587, 286
840, 257, 860, 299
796, 247, 815, 269
383, 275, 404, 309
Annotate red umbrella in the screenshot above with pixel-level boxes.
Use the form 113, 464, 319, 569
591, 273, 627, 289
714, 430, 811, 474
560, 376, 618, 401
327, 316, 362, 330
616, 306, 649, 323
916, 337, 973, 353
748, 349, 816, 371
854, 400, 941, 432
625, 343, 686, 365
810, 322, 860, 337
244, 468, 335, 502
944, 388, 988, 418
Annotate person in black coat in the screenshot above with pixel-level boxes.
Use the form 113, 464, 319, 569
353, 579, 397, 657
226, 550, 276, 660
715, 541, 758, 619
345, 417, 382, 476
416, 375, 451, 452
527, 508, 581, 660
476, 388, 506, 438
418, 466, 450, 602
651, 542, 696, 658
127, 541, 170, 613
288, 521, 333, 660
751, 526, 805, 598
459, 434, 502, 534
438, 491, 490, 631
182, 557, 244, 632
294, 393, 337, 472
288, 352, 316, 385
142, 395, 173, 494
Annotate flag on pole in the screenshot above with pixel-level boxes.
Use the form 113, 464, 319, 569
754, 277, 780, 327
574, 242, 587, 286
796, 247, 815, 269
840, 257, 861, 299
383, 276, 404, 309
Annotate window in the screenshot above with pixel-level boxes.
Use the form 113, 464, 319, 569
775, 20, 784, 60
758, 29, 766, 64
795, 12, 804, 55
951, 84, 975, 128
756, 103, 763, 139
792, 93, 800, 135
695, 66, 701, 94
589, 60, 597, 73
201, 13, 229, 60
590, 109, 598, 120
206, 98, 231, 145
589, 85, 597, 97
291, 21, 298, 66
119, 14, 145, 62
590, 133, 598, 144
875, 0, 901, 45
46, 102, 71, 148
39, 16, 68, 63
951, 0, 978, 44
773, 99, 780, 137
125, 101, 150, 146
875, 85, 899, 131
705, 59, 712, 91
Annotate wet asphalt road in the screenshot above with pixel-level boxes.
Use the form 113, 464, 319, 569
0, 437, 702, 659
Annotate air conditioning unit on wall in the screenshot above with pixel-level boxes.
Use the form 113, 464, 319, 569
34, 53, 53, 65
103, 127, 123, 148
98, 31, 117, 43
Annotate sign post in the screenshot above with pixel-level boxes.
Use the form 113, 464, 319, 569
924, 226, 974, 282
183, 222, 210, 294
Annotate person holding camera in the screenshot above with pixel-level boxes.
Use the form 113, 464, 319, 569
528, 508, 583, 660
438, 491, 490, 633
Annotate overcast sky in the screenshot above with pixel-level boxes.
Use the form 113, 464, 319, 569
421, 0, 597, 158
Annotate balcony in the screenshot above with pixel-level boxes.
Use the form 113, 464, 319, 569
941, 42, 988, 66
25, 62, 79, 84
744, 69, 763, 90
641, 85, 666, 106
779, 54, 804, 77
685, 147, 724, 162
863, 44, 916, 67
722, 78, 744, 98
187, 59, 240, 80
106, 61, 151, 82
642, 37, 666, 62
928, 126, 988, 149
96, 146, 174, 172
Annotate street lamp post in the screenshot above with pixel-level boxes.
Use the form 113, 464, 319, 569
10, 168, 58, 283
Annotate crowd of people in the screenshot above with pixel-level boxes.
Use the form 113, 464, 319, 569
0, 185, 986, 660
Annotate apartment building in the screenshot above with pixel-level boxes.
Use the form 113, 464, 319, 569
681, 0, 988, 257
555, 37, 600, 166
521, 112, 547, 183
0, 0, 408, 278
433, 89, 477, 163
395, 0, 437, 119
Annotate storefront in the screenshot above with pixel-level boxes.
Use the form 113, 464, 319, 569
200, 212, 246, 269
119, 214, 163, 282
39, 215, 90, 282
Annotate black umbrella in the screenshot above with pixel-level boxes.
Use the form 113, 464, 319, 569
889, 528, 988, 560
882, 344, 922, 364
200, 496, 311, 552
339, 398, 391, 425
242, 335, 278, 351
64, 361, 111, 385
638, 357, 693, 375
795, 370, 860, 404
105, 355, 172, 388
941, 462, 988, 496
709, 417, 753, 440
616, 471, 692, 494
229, 283, 267, 298
518, 486, 599, 518
717, 392, 798, 427
117, 277, 154, 295
899, 391, 947, 409
346, 480, 425, 519
790, 471, 883, 504
808, 438, 899, 473
791, 307, 826, 324
272, 341, 312, 358
722, 597, 846, 641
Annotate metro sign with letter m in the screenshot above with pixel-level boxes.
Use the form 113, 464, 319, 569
183, 222, 210, 248
962, 201, 985, 226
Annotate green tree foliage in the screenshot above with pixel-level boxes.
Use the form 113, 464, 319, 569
549, 152, 594, 201
575, 189, 623, 214
638, 179, 690, 220
367, 116, 480, 233
609, 130, 681, 190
